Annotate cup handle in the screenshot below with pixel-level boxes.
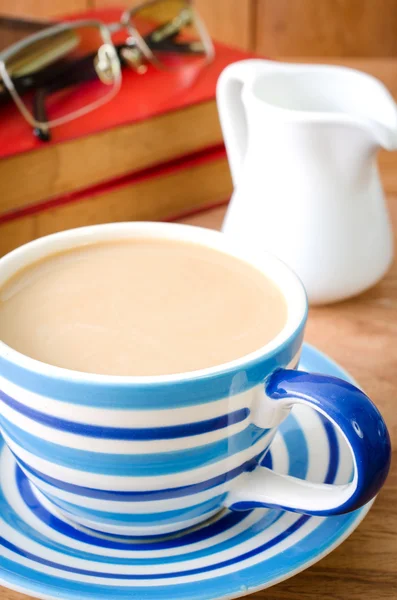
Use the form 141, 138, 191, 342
227, 370, 391, 516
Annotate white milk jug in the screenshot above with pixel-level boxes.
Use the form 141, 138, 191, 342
217, 59, 397, 304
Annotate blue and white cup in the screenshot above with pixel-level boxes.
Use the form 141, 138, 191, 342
0, 222, 391, 537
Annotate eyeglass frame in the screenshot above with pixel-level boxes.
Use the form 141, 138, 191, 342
0, 0, 214, 135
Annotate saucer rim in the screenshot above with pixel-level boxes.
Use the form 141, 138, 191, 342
0, 501, 374, 600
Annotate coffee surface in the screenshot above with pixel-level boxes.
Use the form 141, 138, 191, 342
0, 239, 287, 375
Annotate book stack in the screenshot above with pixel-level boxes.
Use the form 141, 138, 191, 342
0, 8, 253, 256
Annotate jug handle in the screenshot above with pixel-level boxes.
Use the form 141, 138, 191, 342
216, 60, 258, 187
217, 59, 276, 187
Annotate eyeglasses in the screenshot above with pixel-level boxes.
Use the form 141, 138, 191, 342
0, 0, 214, 141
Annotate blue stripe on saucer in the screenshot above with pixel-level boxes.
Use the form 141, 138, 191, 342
2, 514, 311, 580
1, 509, 362, 599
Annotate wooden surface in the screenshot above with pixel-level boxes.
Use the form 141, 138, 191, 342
2, 57, 397, 600
2, 0, 397, 57
93, 0, 257, 51
255, 0, 397, 57
194, 0, 256, 51
0, 0, 87, 19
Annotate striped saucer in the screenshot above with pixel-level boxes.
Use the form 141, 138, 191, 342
1, 344, 372, 600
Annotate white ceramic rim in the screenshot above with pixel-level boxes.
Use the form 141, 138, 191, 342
247, 61, 394, 122
0, 222, 308, 383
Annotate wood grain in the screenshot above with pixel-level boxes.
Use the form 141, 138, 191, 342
0, 0, 87, 19
91, 0, 144, 8
255, 0, 397, 57
90, 0, 256, 51
3, 0, 397, 59
194, 0, 256, 51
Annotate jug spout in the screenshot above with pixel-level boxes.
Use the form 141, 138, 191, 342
357, 72, 397, 150
247, 62, 397, 151
365, 111, 397, 152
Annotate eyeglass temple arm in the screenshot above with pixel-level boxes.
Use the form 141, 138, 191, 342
33, 88, 50, 141
31, 51, 100, 140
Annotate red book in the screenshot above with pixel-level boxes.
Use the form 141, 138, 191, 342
0, 7, 254, 216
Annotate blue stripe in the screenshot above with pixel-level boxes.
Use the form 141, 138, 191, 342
260, 449, 272, 469
0, 390, 249, 439
2, 443, 282, 563
228, 414, 309, 512
2, 400, 339, 565
15, 451, 266, 501
0, 398, 339, 578
0, 416, 269, 475
0, 510, 362, 598
229, 401, 338, 514
321, 415, 340, 484
279, 413, 308, 480
5, 457, 283, 564
33, 488, 227, 526
0, 514, 311, 579
0, 324, 305, 407
14, 464, 251, 549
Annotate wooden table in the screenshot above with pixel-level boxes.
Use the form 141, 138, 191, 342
2, 58, 397, 600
